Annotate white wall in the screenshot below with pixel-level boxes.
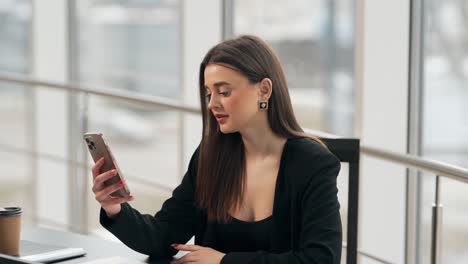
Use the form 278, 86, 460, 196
33, 0, 70, 228
356, 0, 410, 263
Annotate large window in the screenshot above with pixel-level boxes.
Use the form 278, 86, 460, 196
74, 0, 180, 97
231, 0, 355, 136
0, 0, 33, 222
421, 0, 468, 262
72, 0, 182, 235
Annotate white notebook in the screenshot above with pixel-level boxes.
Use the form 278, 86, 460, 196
81, 256, 146, 264
18, 240, 86, 263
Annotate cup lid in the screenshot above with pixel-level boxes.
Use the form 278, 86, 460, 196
0, 207, 23, 216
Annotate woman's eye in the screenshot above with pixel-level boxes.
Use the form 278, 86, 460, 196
219, 91, 231, 96
205, 93, 211, 99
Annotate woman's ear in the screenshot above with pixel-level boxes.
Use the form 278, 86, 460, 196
258, 78, 273, 100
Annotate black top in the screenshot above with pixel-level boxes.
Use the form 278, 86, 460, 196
214, 215, 273, 253
100, 137, 342, 264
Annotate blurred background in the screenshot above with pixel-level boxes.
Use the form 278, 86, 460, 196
0, 0, 467, 263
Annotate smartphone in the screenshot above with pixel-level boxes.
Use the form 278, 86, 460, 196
83, 132, 130, 198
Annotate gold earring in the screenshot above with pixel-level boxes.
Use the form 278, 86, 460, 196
258, 100, 269, 111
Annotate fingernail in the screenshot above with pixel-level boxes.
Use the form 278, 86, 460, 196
171, 244, 178, 248
112, 169, 117, 175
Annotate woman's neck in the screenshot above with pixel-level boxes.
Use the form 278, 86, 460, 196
240, 129, 287, 159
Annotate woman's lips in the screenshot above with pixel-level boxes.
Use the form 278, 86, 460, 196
215, 114, 228, 123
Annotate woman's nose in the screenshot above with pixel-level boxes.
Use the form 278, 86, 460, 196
207, 94, 219, 110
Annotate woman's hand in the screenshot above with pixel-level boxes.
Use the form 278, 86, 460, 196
170, 244, 226, 264
91, 157, 134, 218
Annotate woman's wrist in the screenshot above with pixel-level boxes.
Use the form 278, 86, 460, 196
104, 205, 122, 219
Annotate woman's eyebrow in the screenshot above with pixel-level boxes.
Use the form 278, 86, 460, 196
204, 81, 232, 90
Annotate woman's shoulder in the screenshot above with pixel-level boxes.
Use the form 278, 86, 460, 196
285, 137, 338, 162
283, 137, 341, 183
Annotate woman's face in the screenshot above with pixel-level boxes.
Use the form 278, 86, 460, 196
204, 64, 260, 134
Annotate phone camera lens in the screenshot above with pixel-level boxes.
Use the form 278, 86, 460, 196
85, 138, 90, 143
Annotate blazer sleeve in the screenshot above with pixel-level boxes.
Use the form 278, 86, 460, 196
99, 148, 199, 257
221, 151, 342, 264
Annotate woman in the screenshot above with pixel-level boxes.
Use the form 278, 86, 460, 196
92, 35, 342, 264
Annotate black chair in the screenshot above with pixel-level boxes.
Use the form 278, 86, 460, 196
321, 137, 360, 264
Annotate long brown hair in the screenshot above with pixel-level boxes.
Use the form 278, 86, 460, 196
196, 35, 325, 223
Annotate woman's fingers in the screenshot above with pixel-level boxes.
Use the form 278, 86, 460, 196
91, 157, 105, 178
90, 157, 133, 209
171, 253, 197, 264
173, 245, 201, 252
92, 169, 117, 193
100, 195, 134, 208
95, 180, 125, 202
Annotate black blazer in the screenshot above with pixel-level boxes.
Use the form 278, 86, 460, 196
100, 137, 342, 264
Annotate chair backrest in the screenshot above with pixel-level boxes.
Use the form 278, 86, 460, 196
320, 137, 360, 264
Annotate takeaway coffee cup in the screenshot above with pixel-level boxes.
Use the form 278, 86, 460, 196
0, 207, 22, 256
